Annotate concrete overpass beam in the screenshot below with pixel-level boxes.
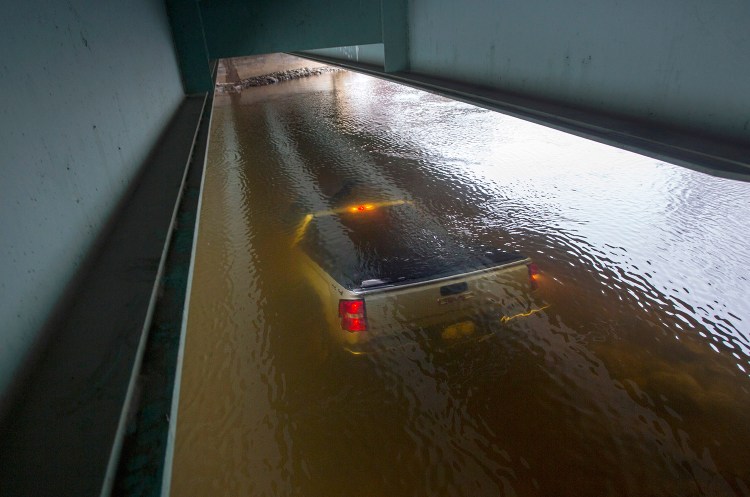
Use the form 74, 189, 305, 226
200, 0, 384, 59
382, 0, 409, 72
167, 0, 214, 94
404, 0, 750, 147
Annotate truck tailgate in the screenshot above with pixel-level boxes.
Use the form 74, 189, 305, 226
363, 259, 535, 338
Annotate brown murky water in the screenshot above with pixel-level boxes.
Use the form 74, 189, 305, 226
171, 69, 750, 496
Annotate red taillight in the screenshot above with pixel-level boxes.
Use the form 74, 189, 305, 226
527, 263, 540, 289
339, 299, 367, 332
527, 263, 539, 277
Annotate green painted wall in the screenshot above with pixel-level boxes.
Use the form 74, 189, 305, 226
200, 0, 383, 58
0, 0, 185, 402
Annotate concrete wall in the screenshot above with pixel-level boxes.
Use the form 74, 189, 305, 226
0, 0, 184, 400
406, 0, 750, 144
306, 44, 386, 68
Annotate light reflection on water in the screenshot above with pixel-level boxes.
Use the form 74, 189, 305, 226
171, 70, 750, 497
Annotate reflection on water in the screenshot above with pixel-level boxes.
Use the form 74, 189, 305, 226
171, 70, 750, 496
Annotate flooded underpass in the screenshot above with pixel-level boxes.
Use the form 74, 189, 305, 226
170, 65, 750, 496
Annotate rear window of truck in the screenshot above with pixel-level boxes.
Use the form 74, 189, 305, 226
298, 203, 525, 290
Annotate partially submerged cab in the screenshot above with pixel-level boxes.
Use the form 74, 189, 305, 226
294, 200, 543, 354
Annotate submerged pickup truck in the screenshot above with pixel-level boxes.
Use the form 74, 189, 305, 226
294, 200, 544, 354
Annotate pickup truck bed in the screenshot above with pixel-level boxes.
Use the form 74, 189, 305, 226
296, 201, 539, 353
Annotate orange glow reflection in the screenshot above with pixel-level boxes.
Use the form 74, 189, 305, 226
349, 204, 375, 213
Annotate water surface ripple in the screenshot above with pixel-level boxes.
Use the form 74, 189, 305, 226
172, 71, 750, 497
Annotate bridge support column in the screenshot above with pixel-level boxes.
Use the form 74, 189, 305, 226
167, 0, 214, 94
